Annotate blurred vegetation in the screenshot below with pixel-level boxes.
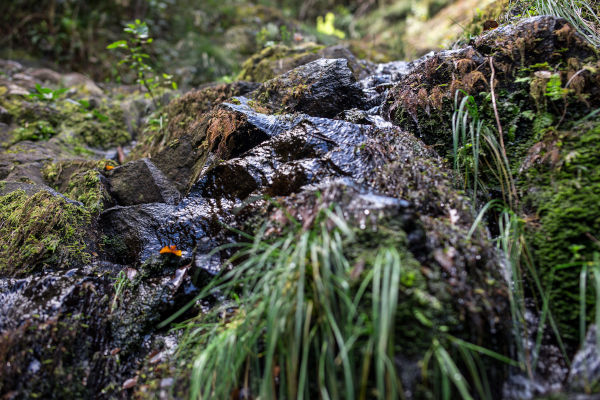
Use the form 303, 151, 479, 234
0, 0, 472, 86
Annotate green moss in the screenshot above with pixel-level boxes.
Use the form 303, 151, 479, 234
350, 223, 455, 355
59, 100, 130, 149
521, 119, 600, 341
0, 94, 130, 150
0, 189, 91, 276
43, 160, 112, 214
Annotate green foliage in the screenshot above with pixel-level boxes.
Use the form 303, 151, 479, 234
256, 24, 294, 48
524, 119, 600, 341
14, 120, 56, 142
107, 19, 176, 107
316, 12, 346, 39
452, 91, 486, 206
111, 270, 132, 313
545, 73, 568, 101
73, 99, 109, 122
28, 84, 67, 102
161, 207, 512, 399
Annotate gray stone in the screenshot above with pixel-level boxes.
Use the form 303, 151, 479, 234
105, 158, 181, 206
568, 325, 600, 393
252, 58, 365, 118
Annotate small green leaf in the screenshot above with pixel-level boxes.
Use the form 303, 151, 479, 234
107, 40, 128, 49
92, 110, 109, 122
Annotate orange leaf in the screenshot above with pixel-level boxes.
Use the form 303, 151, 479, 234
159, 245, 182, 257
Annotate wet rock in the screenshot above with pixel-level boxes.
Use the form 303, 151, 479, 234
105, 158, 181, 206
194, 114, 369, 200
251, 58, 365, 117
569, 325, 600, 393
110, 256, 199, 352
0, 267, 117, 398
99, 203, 177, 265
26, 67, 62, 84
149, 106, 271, 193
61, 73, 103, 97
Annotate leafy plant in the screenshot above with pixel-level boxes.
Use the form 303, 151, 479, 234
107, 19, 177, 107
452, 91, 485, 207
68, 99, 109, 122
28, 84, 67, 102
15, 121, 56, 141
316, 12, 346, 39
545, 73, 568, 101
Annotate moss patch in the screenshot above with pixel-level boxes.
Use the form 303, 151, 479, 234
0, 94, 130, 150
0, 189, 91, 276
42, 159, 114, 214
59, 100, 130, 149
521, 118, 600, 341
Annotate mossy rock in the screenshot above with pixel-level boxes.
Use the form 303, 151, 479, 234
521, 117, 600, 341
383, 16, 599, 156
0, 94, 130, 150
136, 105, 269, 193
251, 58, 365, 117
0, 188, 91, 276
384, 16, 600, 344
57, 100, 131, 149
42, 159, 115, 214
129, 81, 259, 164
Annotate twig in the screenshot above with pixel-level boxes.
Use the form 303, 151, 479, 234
489, 56, 518, 206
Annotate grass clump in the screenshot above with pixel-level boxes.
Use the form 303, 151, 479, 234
0, 189, 91, 276
533, 0, 600, 46
163, 207, 509, 399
